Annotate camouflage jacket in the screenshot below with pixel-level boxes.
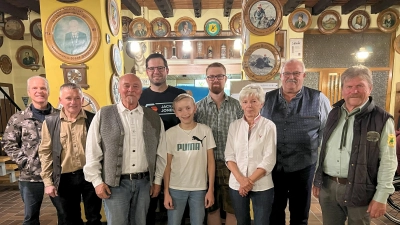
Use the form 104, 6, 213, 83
1, 104, 57, 182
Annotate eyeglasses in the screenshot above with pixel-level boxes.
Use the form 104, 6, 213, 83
146, 66, 166, 71
282, 71, 304, 77
206, 74, 226, 80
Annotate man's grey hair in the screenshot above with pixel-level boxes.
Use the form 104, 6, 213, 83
280, 58, 305, 73
27, 76, 50, 94
340, 65, 373, 88
59, 83, 83, 97
239, 84, 265, 104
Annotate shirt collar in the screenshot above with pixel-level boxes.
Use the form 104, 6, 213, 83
341, 98, 369, 116
278, 86, 303, 98
60, 108, 87, 121
117, 101, 143, 114
206, 93, 229, 104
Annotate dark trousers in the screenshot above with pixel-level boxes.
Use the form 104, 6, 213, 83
230, 188, 274, 225
58, 170, 102, 225
19, 181, 65, 225
270, 164, 316, 225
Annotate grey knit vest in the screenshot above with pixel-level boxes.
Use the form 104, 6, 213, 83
99, 105, 161, 187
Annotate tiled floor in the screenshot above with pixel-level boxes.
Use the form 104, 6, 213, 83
0, 183, 398, 225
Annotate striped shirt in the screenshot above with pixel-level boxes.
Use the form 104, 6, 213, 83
195, 94, 243, 161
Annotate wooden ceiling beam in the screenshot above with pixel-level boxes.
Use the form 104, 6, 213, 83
192, 0, 201, 18
223, 0, 234, 17
341, 0, 367, 14
121, 0, 141, 16
154, 0, 174, 18
371, 0, 400, 14
0, 1, 28, 20
283, 0, 302, 16
311, 0, 333, 15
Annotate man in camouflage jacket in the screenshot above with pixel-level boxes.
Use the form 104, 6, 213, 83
1, 76, 64, 225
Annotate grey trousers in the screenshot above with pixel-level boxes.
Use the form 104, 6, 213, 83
319, 175, 371, 225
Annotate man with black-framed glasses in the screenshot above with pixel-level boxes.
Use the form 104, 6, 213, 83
139, 53, 186, 225
196, 62, 243, 225
261, 58, 331, 225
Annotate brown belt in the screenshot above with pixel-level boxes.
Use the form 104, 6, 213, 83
325, 173, 348, 185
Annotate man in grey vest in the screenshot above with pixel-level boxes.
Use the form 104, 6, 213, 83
313, 65, 397, 224
261, 58, 331, 225
83, 73, 167, 225
39, 83, 101, 225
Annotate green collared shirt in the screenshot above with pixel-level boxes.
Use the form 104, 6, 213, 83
323, 100, 397, 203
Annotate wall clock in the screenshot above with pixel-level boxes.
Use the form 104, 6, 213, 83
60, 63, 89, 89
111, 44, 123, 76
204, 18, 222, 36
0, 55, 12, 74
110, 74, 121, 104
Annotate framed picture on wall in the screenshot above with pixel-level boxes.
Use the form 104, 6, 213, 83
377, 8, 399, 33
243, 0, 282, 36
16, 45, 39, 69
348, 10, 370, 33
204, 18, 222, 36
121, 16, 132, 41
30, 19, 42, 40
44, 7, 101, 64
242, 42, 281, 82
150, 17, 171, 37
229, 12, 242, 36
1, 17, 24, 40
317, 10, 341, 35
174, 17, 197, 37
288, 8, 312, 32
129, 18, 151, 38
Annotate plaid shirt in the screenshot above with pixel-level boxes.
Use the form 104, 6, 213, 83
195, 94, 243, 161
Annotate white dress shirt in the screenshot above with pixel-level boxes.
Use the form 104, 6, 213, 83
225, 116, 277, 191
84, 102, 167, 188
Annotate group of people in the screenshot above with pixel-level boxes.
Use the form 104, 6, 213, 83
2, 53, 397, 225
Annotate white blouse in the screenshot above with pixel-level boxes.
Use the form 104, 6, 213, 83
225, 116, 276, 191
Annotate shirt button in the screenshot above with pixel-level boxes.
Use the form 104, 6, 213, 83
133, 150, 136, 152
132, 164, 135, 166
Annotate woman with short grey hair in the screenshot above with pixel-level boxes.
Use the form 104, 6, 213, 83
225, 84, 276, 225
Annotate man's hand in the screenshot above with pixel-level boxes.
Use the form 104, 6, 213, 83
45, 185, 58, 198
367, 200, 386, 218
150, 184, 161, 198
95, 183, 111, 199
205, 190, 214, 208
312, 186, 320, 198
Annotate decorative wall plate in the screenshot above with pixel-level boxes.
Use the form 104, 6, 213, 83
0, 55, 12, 74
42, 56, 45, 68
111, 44, 123, 76
1, 17, 24, 40
204, 18, 222, 36
348, 10, 370, 33
317, 10, 341, 35
229, 13, 242, 36
105, 33, 110, 44
377, 8, 399, 33
118, 39, 123, 51
107, 0, 120, 36
150, 17, 171, 37
16, 46, 39, 69
110, 74, 121, 104
242, 42, 281, 82
122, 16, 132, 41
243, 0, 282, 36
0, 36, 3, 48
129, 18, 151, 38
174, 17, 197, 37
44, 6, 101, 64
30, 19, 43, 41
288, 8, 312, 33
